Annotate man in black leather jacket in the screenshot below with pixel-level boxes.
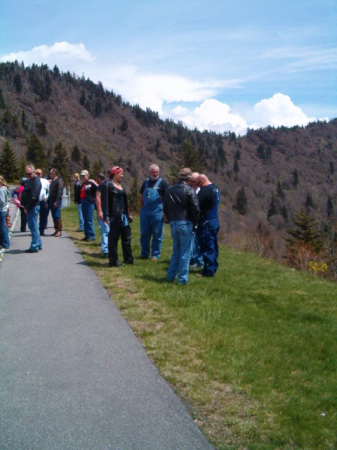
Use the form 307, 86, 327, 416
163, 168, 199, 285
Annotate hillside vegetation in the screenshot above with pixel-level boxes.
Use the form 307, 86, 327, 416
0, 61, 337, 242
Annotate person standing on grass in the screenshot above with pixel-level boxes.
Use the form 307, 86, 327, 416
48, 168, 64, 237
188, 172, 203, 269
96, 171, 110, 258
0, 175, 10, 250
139, 164, 168, 261
73, 173, 84, 232
163, 168, 199, 285
79, 170, 97, 242
36, 168, 50, 236
196, 174, 220, 277
107, 166, 134, 267
20, 165, 42, 253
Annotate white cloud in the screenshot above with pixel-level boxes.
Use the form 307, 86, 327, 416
168, 99, 248, 135
251, 93, 316, 128
1, 41, 94, 66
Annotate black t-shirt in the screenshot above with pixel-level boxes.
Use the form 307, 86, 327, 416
198, 184, 217, 214
140, 178, 168, 199
97, 180, 109, 216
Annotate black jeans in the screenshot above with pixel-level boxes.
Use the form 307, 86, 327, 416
108, 220, 133, 264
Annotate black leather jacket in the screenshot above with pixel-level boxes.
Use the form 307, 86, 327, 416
163, 181, 200, 227
20, 175, 41, 211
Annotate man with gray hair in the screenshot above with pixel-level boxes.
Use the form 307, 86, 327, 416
163, 168, 199, 285
139, 163, 168, 261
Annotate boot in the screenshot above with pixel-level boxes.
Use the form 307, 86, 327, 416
54, 219, 62, 237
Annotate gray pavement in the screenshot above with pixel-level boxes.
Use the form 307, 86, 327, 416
0, 207, 213, 450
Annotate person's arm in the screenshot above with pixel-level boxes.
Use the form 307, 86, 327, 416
96, 190, 103, 220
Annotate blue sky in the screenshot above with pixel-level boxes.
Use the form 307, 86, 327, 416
1, 0, 336, 134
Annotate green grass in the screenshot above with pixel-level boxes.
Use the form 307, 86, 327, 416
63, 205, 337, 449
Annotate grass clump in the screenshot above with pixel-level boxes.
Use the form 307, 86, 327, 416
63, 206, 337, 449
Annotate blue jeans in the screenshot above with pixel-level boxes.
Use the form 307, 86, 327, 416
97, 217, 110, 254
167, 221, 194, 285
50, 200, 62, 221
0, 210, 10, 249
190, 232, 203, 267
26, 205, 42, 250
81, 198, 95, 239
140, 208, 164, 258
197, 219, 220, 277
77, 204, 84, 231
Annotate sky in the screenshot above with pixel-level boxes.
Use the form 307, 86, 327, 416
1, 0, 336, 135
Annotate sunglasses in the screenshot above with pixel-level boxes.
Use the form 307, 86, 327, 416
25, 172, 33, 175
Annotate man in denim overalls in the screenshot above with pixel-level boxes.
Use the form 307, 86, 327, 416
139, 164, 168, 261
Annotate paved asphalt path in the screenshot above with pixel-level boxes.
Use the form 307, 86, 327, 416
0, 208, 213, 450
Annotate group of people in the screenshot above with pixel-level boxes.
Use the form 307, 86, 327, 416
1, 162, 220, 285
73, 163, 220, 285
0, 166, 65, 254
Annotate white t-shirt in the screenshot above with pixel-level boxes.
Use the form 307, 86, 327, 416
39, 177, 50, 201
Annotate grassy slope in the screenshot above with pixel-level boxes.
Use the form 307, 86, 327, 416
63, 206, 337, 449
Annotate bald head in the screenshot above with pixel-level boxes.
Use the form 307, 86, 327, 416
198, 174, 211, 187
189, 172, 200, 190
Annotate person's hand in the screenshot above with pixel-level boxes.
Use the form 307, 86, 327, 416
128, 215, 133, 223
54, 202, 58, 208
98, 211, 103, 220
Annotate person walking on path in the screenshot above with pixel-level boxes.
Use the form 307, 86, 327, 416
36, 168, 50, 236
20, 165, 42, 253
96, 171, 110, 258
0, 175, 10, 250
163, 168, 199, 285
139, 164, 168, 261
73, 172, 84, 232
48, 168, 64, 237
107, 166, 134, 267
79, 170, 97, 242
196, 173, 220, 277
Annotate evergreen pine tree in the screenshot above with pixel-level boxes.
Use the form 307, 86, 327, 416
91, 160, 102, 180
267, 193, 277, 219
305, 192, 314, 211
52, 142, 69, 183
26, 134, 47, 168
170, 139, 205, 183
327, 195, 334, 218
82, 155, 90, 171
276, 181, 285, 199
292, 168, 299, 187
0, 140, 18, 181
285, 209, 323, 254
233, 187, 248, 215
71, 145, 82, 163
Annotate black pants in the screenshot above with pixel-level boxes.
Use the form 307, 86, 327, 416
108, 222, 133, 264
20, 207, 27, 232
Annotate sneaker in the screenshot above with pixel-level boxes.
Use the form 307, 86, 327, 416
25, 248, 39, 253
150, 257, 158, 262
